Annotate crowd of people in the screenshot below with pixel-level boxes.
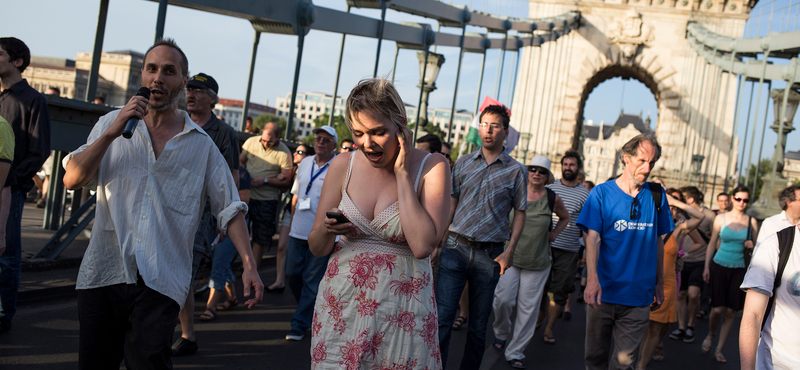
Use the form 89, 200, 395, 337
1, 36, 799, 370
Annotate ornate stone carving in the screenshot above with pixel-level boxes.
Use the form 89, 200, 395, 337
608, 9, 655, 65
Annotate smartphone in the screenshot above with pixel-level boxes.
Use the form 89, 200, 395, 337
326, 211, 351, 224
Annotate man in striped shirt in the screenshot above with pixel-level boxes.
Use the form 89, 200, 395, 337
542, 150, 589, 344
436, 104, 528, 370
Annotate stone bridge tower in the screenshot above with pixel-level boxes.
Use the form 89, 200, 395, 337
514, 0, 753, 184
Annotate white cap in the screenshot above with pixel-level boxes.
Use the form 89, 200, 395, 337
527, 155, 554, 182
312, 125, 338, 144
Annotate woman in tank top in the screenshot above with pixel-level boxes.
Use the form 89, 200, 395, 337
701, 185, 758, 363
307, 78, 451, 369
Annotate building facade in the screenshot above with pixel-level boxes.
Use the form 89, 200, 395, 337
24, 51, 143, 106
785, 150, 800, 182
582, 113, 652, 184
275, 91, 473, 143
214, 98, 276, 130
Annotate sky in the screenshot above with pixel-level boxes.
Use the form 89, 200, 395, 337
4, 0, 799, 170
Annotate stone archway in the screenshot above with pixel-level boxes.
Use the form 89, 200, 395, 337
512, 0, 749, 182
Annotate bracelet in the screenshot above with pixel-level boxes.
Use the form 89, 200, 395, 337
263, 178, 268, 185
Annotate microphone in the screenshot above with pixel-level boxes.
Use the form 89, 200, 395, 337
122, 87, 151, 139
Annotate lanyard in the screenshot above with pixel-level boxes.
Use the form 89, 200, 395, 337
305, 159, 330, 196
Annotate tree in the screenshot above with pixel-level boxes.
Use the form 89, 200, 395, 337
254, 113, 296, 142
305, 113, 351, 146
738, 158, 772, 202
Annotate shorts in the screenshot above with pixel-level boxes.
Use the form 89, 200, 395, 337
249, 199, 278, 246
548, 248, 579, 306
680, 261, 705, 291
280, 207, 291, 229
709, 260, 746, 311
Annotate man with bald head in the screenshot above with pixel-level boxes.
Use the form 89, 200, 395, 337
240, 122, 292, 267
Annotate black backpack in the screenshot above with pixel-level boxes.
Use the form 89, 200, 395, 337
760, 226, 796, 331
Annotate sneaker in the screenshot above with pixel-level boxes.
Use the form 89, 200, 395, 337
683, 327, 696, 343
669, 329, 685, 341
285, 333, 304, 341
171, 337, 198, 356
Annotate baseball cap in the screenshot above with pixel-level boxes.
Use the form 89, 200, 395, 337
187, 73, 219, 94
527, 155, 554, 183
312, 125, 338, 144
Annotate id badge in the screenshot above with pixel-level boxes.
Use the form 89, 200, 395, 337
298, 197, 311, 210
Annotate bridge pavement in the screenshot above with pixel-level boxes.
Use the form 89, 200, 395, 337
0, 258, 742, 370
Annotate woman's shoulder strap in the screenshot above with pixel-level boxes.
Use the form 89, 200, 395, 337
413, 153, 433, 193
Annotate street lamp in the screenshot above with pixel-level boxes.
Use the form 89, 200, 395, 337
415, 51, 445, 131
751, 86, 800, 218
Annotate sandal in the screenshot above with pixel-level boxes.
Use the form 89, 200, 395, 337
508, 358, 525, 369
714, 349, 727, 363
452, 315, 467, 331
543, 335, 556, 345
216, 298, 238, 312
701, 336, 713, 353
492, 338, 506, 352
652, 344, 665, 361
199, 309, 216, 321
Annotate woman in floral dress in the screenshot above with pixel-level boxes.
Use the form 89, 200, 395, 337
308, 78, 451, 370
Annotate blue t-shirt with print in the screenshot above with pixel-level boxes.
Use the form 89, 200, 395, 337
576, 181, 674, 307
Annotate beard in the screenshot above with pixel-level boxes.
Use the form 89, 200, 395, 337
148, 86, 181, 112
562, 169, 578, 181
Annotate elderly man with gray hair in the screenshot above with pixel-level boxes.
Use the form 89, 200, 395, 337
577, 133, 674, 370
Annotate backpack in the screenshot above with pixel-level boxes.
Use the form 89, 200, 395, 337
647, 182, 663, 213
761, 226, 796, 331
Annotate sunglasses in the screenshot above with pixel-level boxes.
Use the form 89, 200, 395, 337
528, 167, 548, 175
630, 198, 639, 220
341, 146, 353, 151
295, 150, 306, 155
315, 137, 333, 143
733, 197, 750, 204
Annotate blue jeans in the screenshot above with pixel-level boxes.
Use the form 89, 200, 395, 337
285, 237, 329, 334
209, 236, 237, 290
436, 235, 503, 370
0, 189, 25, 321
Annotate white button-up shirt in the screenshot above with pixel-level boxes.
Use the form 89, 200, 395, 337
756, 211, 797, 252
64, 110, 247, 307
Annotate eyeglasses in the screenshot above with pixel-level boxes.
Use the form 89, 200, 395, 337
295, 150, 306, 155
630, 198, 639, 220
341, 146, 353, 151
185, 87, 206, 94
733, 197, 750, 204
315, 137, 333, 143
479, 122, 504, 130
528, 167, 548, 175
259, 139, 270, 144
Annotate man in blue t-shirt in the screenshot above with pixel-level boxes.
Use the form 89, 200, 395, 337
577, 133, 673, 370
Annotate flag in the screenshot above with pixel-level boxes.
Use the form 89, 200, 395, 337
465, 96, 514, 150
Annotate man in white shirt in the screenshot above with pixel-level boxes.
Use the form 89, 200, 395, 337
755, 185, 800, 248
62, 39, 263, 370
740, 225, 800, 370
284, 126, 336, 342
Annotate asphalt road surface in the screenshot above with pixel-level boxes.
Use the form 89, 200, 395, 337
0, 263, 741, 370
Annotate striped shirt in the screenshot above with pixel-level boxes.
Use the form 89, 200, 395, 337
63, 109, 247, 308
547, 179, 589, 252
450, 149, 527, 242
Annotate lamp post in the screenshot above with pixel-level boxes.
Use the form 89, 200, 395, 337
415, 51, 445, 136
751, 86, 800, 218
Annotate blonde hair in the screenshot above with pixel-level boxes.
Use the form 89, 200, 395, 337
344, 78, 407, 131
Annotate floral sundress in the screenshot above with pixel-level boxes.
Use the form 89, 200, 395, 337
311, 153, 442, 370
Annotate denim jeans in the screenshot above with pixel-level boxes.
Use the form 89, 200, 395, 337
285, 237, 329, 334
0, 189, 25, 321
209, 236, 237, 290
436, 235, 503, 370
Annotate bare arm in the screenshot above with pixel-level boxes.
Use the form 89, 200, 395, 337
549, 195, 570, 242
494, 209, 526, 275
703, 216, 723, 283
652, 231, 665, 311
239, 152, 248, 167
225, 212, 264, 308
584, 228, 602, 310
740, 290, 769, 370
232, 169, 239, 190
64, 96, 149, 189
745, 217, 759, 250
309, 154, 353, 257
682, 229, 706, 254
667, 193, 705, 232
